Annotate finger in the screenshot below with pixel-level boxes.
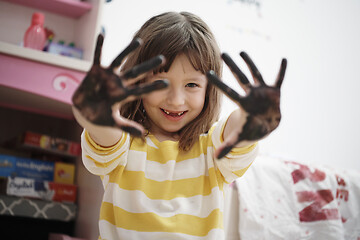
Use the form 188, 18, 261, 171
120, 126, 143, 137
206, 71, 243, 103
122, 72, 148, 88
126, 80, 169, 97
215, 130, 241, 159
93, 34, 104, 65
123, 55, 165, 79
108, 38, 143, 70
112, 107, 145, 137
275, 58, 287, 89
222, 53, 251, 91
240, 52, 265, 86
216, 143, 236, 159
111, 80, 169, 104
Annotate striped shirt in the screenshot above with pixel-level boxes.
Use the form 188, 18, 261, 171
81, 118, 258, 240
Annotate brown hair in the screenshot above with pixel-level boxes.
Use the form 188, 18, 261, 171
121, 11, 223, 151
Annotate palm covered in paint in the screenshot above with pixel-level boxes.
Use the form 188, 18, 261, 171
72, 34, 168, 136
206, 52, 287, 158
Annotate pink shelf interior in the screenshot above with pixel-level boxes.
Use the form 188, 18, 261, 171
3, 0, 92, 18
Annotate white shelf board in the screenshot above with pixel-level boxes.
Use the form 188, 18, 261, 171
0, 41, 91, 72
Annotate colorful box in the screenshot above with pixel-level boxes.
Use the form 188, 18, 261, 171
54, 162, 75, 185
47, 42, 83, 59
0, 154, 17, 177
6, 177, 77, 203
22, 131, 81, 157
0, 154, 54, 181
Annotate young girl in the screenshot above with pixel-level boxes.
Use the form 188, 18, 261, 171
72, 11, 286, 240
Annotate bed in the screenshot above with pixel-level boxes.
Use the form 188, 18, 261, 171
224, 155, 360, 240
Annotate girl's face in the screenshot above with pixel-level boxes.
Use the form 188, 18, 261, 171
143, 54, 207, 138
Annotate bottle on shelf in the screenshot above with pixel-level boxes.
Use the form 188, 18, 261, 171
23, 12, 46, 50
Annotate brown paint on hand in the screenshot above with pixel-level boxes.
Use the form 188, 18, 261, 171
208, 51, 287, 159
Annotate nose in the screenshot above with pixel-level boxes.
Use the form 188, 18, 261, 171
166, 87, 185, 106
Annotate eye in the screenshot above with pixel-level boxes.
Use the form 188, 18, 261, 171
148, 78, 163, 83
186, 83, 199, 88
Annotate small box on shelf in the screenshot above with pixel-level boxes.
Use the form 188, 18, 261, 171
47, 42, 83, 59
54, 161, 75, 185
0, 154, 54, 181
1, 176, 77, 203
21, 131, 81, 158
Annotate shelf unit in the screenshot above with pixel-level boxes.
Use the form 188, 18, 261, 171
0, 0, 102, 64
0, 0, 103, 118
0, 0, 104, 239
0, 106, 85, 239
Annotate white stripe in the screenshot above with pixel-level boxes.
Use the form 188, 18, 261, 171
215, 144, 259, 183
225, 144, 258, 168
81, 131, 129, 162
102, 182, 224, 218
145, 136, 158, 149
99, 220, 225, 240
102, 175, 109, 189
211, 117, 226, 149
126, 150, 211, 181
210, 115, 259, 182
81, 131, 130, 175
82, 153, 126, 176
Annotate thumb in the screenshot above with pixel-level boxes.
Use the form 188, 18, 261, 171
215, 130, 241, 159
112, 106, 145, 137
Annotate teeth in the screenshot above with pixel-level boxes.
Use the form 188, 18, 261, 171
163, 109, 184, 116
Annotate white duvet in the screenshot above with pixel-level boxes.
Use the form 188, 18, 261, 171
232, 155, 360, 240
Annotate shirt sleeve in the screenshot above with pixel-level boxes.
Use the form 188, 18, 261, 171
211, 116, 259, 184
81, 130, 130, 176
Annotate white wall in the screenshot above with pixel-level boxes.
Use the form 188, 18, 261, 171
100, 0, 360, 170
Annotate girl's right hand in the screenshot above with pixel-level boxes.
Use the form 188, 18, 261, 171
72, 34, 168, 142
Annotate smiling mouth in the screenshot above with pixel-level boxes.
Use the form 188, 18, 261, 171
161, 108, 187, 117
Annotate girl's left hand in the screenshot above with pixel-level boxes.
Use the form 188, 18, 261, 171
206, 52, 287, 159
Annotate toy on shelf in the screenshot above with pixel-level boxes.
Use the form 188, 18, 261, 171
20, 131, 81, 158
23, 12, 47, 50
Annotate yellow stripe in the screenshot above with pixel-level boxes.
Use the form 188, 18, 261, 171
214, 167, 225, 191
85, 151, 126, 169
108, 166, 223, 200
100, 202, 223, 236
129, 140, 255, 165
85, 130, 127, 155
129, 136, 148, 151
130, 135, 210, 164
229, 142, 257, 155
232, 162, 253, 178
